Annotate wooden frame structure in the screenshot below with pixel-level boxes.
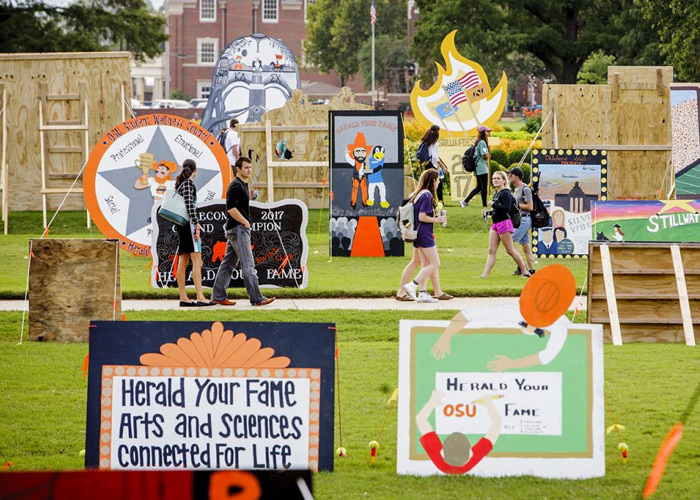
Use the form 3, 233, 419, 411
543, 67, 673, 200
588, 241, 699, 344
1, 84, 7, 234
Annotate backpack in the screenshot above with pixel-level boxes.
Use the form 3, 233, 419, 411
505, 190, 521, 229
217, 129, 231, 153
415, 141, 431, 164
530, 188, 550, 228
396, 190, 427, 242
461, 145, 477, 173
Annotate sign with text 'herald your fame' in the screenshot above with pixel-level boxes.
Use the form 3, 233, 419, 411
151, 199, 308, 289
86, 321, 335, 472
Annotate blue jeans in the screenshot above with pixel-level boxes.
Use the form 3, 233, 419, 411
211, 225, 265, 304
512, 215, 532, 245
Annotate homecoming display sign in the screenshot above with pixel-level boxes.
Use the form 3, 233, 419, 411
201, 33, 301, 135
330, 111, 404, 257
151, 199, 308, 289
397, 315, 604, 478
532, 149, 608, 258
84, 114, 232, 257
410, 30, 507, 136
85, 321, 335, 471
591, 200, 700, 242
671, 86, 700, 199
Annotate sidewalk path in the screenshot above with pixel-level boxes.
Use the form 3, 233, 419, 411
0, 297, 586, 312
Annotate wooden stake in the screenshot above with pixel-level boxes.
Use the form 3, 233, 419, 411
600, 244, 623, 346
670, 244, 695, 346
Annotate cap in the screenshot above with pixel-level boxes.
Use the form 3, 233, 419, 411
477, 125, 492, 132
519, 263, 577, 328
507, 167, 524, 179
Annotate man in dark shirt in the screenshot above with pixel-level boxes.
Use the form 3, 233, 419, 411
211, 156, 275, 306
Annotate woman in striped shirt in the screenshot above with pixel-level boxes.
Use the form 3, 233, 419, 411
175, 159, 214, 307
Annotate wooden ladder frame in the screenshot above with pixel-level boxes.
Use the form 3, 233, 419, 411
1, 85, 8, 234
38, 82, 90, 229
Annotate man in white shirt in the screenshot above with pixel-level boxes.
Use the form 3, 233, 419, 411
224, 118, 240, 167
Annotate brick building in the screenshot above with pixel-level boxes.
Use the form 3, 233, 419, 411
164, 0, 365, 101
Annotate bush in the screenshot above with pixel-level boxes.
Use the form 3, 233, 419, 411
509, 148, 528, 165
490, 161, 504, 172
490, 148, 509, 166
523, 116, 542, 133
510, 163, 531, 183
403, 119, 427, 142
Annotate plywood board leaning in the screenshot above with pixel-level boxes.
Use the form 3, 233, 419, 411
28, 238, 122, 342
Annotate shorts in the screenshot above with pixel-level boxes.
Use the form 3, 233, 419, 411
512, 215, 532, 245
491, 219, 514, 234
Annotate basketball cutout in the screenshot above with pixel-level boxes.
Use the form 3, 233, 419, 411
519, 264, 576, 327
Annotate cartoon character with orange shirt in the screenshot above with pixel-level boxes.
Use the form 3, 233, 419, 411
345, 132, 371, 209
135, 160, 178, 202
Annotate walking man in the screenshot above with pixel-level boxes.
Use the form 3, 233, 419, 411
224, 118, 240, 167
508, 167, 536, 276
211, 156, 275, 307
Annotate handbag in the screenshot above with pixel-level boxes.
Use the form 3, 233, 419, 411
159, 188, 189, 226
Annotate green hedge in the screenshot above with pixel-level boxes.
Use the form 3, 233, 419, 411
490, 148, 509, 166
509, 148, 528, 165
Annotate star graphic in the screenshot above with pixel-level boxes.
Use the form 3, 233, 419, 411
98, 126, 218, 237
657, 200, 698, 215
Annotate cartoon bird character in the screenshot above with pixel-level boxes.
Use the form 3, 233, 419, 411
366, 145, 389, 208
345, 132, 371, 209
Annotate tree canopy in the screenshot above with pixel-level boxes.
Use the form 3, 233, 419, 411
411, 0, 662, 85
0, 0, 168, 62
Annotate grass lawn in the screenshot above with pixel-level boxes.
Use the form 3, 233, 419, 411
0, 204, 587, 299
1, 310, 700, 499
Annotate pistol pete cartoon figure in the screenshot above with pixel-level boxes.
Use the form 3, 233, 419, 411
432, 264, 577, 371
366, 145, 389, 208
345, 132, 371, 209
134, 157, 178, 203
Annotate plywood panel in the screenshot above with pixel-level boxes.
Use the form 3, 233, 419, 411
543, 85, 610, 149
28, 238, 122, 342
589, 299, 700, 323
601, 324, 688, 344
241, 88, 370, 208
0, 53, 131, 211
588, 273, 700, 298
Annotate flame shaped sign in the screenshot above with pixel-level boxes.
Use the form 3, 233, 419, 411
410, 31, 508, 136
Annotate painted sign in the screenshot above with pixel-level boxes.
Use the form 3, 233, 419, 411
330, 111, 404, 257
201, 33, 301, 135
86, 321, 335, 471
397, 314, 604, 478
531, 149, 608, 258
151, 199, 308, 289
84, 114, 231, 257
592, 199, 700, 242
410, 31, 507, 137
671, 86, 700, 199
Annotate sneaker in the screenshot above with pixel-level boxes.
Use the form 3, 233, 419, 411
522, 273, 531, 278
529, 269, 536, 275
460, 200, 468, 208
512, 267, 522, 276
417, 291, 439, 303
404, 281, 418, 300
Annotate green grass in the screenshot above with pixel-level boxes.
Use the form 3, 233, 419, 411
0, 206, 588, 299
1, 310, 700, 499
497, 118, 527, 132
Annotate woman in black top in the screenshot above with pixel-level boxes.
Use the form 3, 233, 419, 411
478, 171, 530, 278
419, 125, 448, 204
174, 159, 214, 307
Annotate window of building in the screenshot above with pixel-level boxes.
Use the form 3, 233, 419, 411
196, 81, 211, 99
200, 0, 216, 22
304, 0, 316, 22
197, 38, 218, 66
262, 0, 279, 23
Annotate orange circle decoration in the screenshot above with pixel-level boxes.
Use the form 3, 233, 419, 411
519, 264, 577, 327
83, 114, 231, 257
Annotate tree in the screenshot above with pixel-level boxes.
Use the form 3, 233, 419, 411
637, 0, 700, 81
358, 35, 411, 93
577, 51, 616, 84
305, 0, 408, 87
0, 0, 168, 62
411, 0, 662, 85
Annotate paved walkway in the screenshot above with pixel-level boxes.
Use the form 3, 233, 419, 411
0, 297, 586, 312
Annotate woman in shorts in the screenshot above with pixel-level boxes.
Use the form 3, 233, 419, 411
479, 171, 530, 278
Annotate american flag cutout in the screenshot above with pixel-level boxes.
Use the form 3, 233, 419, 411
445, 81, 467, 108
370, 0, 376, 25
459, 70, 481, 90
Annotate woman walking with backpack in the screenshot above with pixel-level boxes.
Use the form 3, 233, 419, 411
461, 125, 491, 208
397, 169, 448, 303
479, 171, 530, 278
417, 125, 447, 204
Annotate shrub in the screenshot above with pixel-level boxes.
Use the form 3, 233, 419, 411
509, 148, 528, 165
490, 148, 509, 166
403, 119, 427, 142
490, 161, 504, 172
523, 116, 542, 133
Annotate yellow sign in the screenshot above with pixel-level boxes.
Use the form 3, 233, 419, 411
410, 31, 508, 137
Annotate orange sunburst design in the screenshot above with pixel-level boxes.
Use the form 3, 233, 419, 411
139, 321, 291, 368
